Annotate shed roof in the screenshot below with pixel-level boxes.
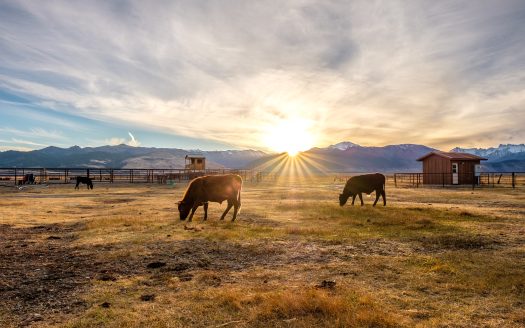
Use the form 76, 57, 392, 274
417, 151, 487, 161
185, 154, 206, 159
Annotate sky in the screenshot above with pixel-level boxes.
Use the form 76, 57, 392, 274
0, 0, 524, 152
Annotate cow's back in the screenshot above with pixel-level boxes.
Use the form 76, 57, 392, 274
183, 174, 242, 204
346, 173, 385, 194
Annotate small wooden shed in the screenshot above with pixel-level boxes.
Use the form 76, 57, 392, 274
185, 154, 206, 170
417, 151, 487, 185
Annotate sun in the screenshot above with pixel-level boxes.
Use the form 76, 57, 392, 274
263, 119, 315, 156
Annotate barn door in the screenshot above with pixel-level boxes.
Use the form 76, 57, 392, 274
452, 163, 459, 185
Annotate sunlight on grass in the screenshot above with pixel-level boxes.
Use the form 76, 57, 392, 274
1, 180, 524, 327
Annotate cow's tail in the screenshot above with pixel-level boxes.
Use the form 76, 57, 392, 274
236, 178, 242, 215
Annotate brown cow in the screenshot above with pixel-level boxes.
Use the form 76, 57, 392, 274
339, 173, 386, 206
178, 174, 242, 222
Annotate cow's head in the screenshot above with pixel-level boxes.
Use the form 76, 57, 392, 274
339, 192, 350, 206
178, 201, 191, 220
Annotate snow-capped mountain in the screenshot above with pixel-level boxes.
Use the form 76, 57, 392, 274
328, 141, 361, 151
450, 144, 525, 162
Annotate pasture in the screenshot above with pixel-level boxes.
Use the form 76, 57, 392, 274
0, 178, 524, 327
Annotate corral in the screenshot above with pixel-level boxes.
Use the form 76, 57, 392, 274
0, 177, 524, 327
0, 168, 275, 186
394, 172, 525, 189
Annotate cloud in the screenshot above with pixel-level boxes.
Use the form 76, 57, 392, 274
103, 133, 140, 147
104, 137, 126, 146
127, 132, 140, 147
0, 127, 63, 140
0, 145, 34, 152
0, 1, 524, 150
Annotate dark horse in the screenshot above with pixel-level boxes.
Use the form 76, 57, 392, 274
75, 176, 93, 190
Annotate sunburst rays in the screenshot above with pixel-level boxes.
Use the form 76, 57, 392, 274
251, 151, 332, 180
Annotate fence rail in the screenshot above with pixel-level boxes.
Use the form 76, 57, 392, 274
0, 168, 278, 186
393, 172, 525, 188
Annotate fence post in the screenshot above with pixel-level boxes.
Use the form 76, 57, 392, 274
14, 168, 17, 186
442, 173, 445, 187
394, 174, 397, 187
512, 172, 515, 189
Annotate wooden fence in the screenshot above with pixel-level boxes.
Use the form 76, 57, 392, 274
393, 172, 525, 189
0, 168, 278, 186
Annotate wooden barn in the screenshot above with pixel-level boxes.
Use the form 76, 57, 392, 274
185, 154, 206, 170
417, 151, 487, 185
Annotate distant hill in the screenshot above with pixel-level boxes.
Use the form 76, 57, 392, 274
247, 142, 525, 173
1, 142, 524, 172
0, 145, 267, 169
247, 143, 435, 173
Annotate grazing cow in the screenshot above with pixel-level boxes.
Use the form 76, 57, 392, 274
339, 173, 386, 206
178, 174, 242, 222
20, 174, 35, 185
75, 176, 93, 190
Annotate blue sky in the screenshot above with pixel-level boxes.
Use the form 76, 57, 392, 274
1, 0, 524, 152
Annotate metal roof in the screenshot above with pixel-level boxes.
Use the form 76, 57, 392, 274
185, 154, 205, 159
417, 151, 487, 161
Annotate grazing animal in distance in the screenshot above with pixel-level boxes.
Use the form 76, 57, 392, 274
339, 173, 386, 206
75, 176, 93, 190
20, 174, 35, 185
178, 174, 242, 222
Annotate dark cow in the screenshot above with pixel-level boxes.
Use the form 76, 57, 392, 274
339, 173, 386, 206
75, 176, 93, 190
178, 174, 242, 222
20, 174, 35, 185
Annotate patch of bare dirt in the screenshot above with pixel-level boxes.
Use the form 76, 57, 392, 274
101, 198, 135, 204
0, 223, 89, 326
413, 234, 504, 251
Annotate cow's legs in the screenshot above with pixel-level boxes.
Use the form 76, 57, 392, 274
220, 201, 233, 220
203, 202, 209, 220
188, 206, 199, 222
358, 193, 364, 206
231, 200, 240, 222
75, 181, 79, 189
381, 190, 386, 206
373, 190, 380, 206
351, 195, 356, 205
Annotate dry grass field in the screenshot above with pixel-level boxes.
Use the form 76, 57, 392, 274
0, 178, 524, 327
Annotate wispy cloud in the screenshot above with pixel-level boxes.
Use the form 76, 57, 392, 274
0, 127, 63, 140
127, 132, 140, 147
104, 137, 126, 146
102, 133, 140, 147
0, 1, 524, 150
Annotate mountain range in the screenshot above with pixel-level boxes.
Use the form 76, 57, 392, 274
0, 142, 524, 172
